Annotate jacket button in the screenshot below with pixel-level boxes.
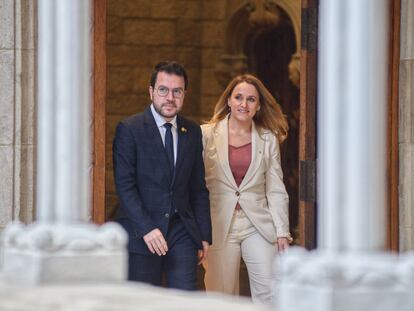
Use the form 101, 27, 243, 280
165, 213, 170, 218
235, 191, 240, 196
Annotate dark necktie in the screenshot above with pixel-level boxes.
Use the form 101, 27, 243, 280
164, 123, 174, 174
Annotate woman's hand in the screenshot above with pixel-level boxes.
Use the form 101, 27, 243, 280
276, 237, 290, 253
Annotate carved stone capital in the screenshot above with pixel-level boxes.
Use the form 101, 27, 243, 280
288, 53, 300, 88
1, 222, 128, 284
276, 247, 414, 311
3, 221, 127, 253
277, 247, 414, 289
247, 0, 282, 28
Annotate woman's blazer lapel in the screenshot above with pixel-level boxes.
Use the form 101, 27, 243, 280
238, 122, 264, 190
212, 118, 265, 190
213, 118, 238, 189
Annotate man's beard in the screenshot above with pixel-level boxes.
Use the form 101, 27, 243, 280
155, 102, 179, 118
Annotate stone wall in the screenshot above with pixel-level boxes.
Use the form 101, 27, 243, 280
399, 0, 414, 251
106, 0, 227, 218
0, 0, 37, 233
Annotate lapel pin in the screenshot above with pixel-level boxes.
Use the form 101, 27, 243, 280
180, 127, 187, 133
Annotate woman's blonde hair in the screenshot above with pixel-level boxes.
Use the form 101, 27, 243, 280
207, 74, 288, 143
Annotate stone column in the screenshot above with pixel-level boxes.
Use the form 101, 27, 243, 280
276, 1, 414, 310
0, 0, 37, 267
0, 0, 37, 235
399, 0, 414, 251
317, 0, 388, 252
1, 0, 127, 284
36, 0, 90, 223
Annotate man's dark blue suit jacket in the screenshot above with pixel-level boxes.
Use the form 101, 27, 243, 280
113, 106, 212, 254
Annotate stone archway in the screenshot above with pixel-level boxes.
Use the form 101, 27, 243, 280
214, 0, 300, 88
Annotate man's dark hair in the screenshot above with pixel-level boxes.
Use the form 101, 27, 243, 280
150, 61, 188, 90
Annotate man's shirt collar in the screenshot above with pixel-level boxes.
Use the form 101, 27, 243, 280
150, 104, 177, 128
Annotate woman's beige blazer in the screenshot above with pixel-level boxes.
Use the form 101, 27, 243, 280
201, 117, 290, 250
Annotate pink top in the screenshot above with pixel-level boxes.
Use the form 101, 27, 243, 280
229, 142, 252, 209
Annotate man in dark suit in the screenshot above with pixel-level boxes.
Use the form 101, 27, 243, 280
113, 61, 211, 290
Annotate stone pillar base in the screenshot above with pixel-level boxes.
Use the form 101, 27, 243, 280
1, 222, 128, 284
276, 248, 414, 311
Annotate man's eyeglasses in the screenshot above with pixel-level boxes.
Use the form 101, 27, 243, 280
155, 86, 184, 99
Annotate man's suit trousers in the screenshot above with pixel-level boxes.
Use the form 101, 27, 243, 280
128, 216, 198, 290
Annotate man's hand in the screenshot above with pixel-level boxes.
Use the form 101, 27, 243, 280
197, 241, 209, 265
143, 229, 168, 256
276, 237, 289, 253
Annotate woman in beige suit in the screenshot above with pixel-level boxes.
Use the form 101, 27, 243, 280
201, 74, 291, 304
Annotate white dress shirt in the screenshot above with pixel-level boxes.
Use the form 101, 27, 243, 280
150, 104, 177, 164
